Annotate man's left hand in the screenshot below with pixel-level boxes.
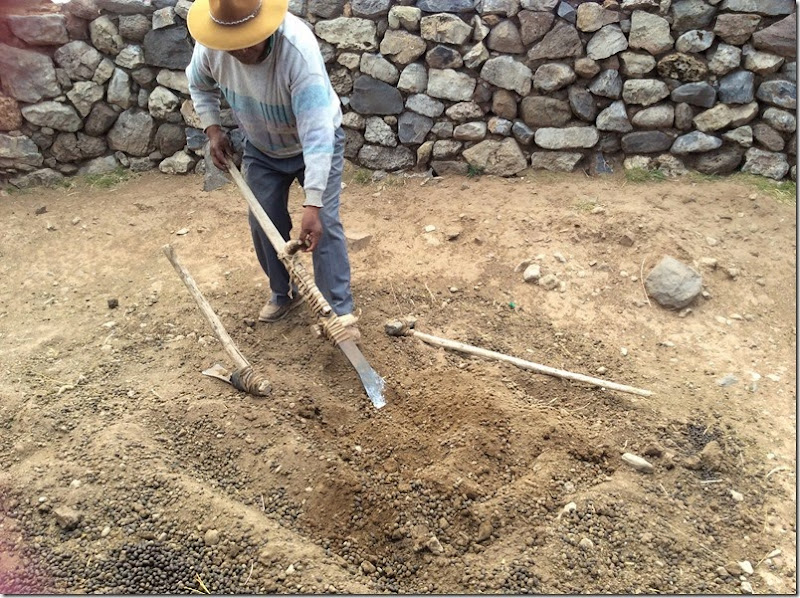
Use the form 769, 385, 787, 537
299, 206, 323, 252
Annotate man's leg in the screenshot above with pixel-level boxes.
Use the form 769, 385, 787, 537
298, 128, 354, 316
243, 141, 304, 307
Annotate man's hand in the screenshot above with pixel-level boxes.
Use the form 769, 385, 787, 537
206, 125, 233, 170
299, 206, 323, 252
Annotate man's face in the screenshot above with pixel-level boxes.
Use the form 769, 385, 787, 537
228, 40, 267, 64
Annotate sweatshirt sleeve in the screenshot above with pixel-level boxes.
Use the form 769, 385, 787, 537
288, 54, 337, 208
186, 44, 222, 132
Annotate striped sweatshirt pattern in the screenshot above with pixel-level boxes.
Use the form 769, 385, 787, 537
186, 13, 342, 207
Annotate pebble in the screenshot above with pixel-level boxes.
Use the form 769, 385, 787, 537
596, 366, 607, 374
101, 525, 111, 537
738, 560, 754, 575
203, 529, 220, 546
361, 560, 376, 574
476, 520, 493, 542
538, 274, 559, 291
426, 536, 444, 555
621, 452, 654, 474
741, 581, 753, 594
717, 374, 737, 387
424, 225, 436, 233
620, 347, 628, 356
523, 264, 541, 283
729, 489, 744, 502
578, 537, 594, 550
554, 252, 567, 263
69, 480, 82, 488
176, 228, 189, 235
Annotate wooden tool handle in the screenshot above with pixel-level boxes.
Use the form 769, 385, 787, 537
226, 159, 287, 253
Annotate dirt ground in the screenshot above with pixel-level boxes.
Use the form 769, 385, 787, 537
0, 165, 796, 594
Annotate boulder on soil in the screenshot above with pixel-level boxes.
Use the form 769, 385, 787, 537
645, 255, 703, 309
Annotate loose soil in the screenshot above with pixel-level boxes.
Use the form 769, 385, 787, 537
0, 166, 796, 594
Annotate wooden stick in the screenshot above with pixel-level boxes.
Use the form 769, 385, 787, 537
406, 328, 653, 397
163, 244, 251, 372
226, 161, 287, 253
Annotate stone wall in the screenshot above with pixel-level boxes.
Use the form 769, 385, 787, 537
0, 0, 797, 189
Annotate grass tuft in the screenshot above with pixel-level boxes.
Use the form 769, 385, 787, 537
624, 167, 666, 183
83, 167, 133, 189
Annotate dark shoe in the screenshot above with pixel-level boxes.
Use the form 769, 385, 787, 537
258, 295, 302, 323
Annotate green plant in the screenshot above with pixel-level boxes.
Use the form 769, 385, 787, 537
733, 172, 796, 204
466, 164, 484, 178
351, 168, 372, 185
83, 167, 133, 189
624, 167, 666, 183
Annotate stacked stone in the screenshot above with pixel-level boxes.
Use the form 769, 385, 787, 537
0, 0, 796, 187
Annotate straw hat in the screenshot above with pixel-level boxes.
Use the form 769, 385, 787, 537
187, 0, 289, 51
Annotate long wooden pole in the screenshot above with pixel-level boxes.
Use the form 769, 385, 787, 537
406, 329, 653, 397
163, 243, 251, 372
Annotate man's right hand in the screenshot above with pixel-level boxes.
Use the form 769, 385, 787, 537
206, 125, 233, 171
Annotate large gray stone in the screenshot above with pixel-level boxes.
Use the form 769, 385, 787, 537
65, 0, 101, 20
425, 45, 463, 70
741, 147, 790, 179
596, 100, 632, 132
521, 0, 558, 9
361, 53, 400, 84
148, 85, 180, 119
54, 40, 103, 81
589, 69, 623, 99
752, 15, 796, 58
620, 52, 656, 77
718, 70, 755, 104
90, 15, 124, 55
576, 2, 621, 32
671, 131, 723, 153
479, 0, 520, 16
118, 14, 151, 41
720, 0, 795, 16
763, 107, 796, 134
707, 43, 742, 76
622, 131, 674, 153
389, 6, 422, 30
78, 155, 120, 176
631, 104, 674, 128
693, 104, 736, 131
116, 45, 146, 69
433, 139, 462, 159
535, 126, 599, 149
398, 111, 434, 144
463, 42, 490, 69
397, 63, 428, 93
0, 134, 43, 167
511, 120, 534, 144
645, 256, 703, 309
670, 82, 716, 108
742, 47, 785, 75
85, 102, 119, 136
628, 11, 673, 55
518, 10, 554, 45
568, 86, 597, 122
0, 45, 60, 103
530, 151, 583, 172
351, 0, 391, 18
446, 101, 483, 122
453, 121, 487, 141
10, 168, 65, 188
380, 30, 427, 64
143, 26, 193, 69
756, 80, 797, 110
107, 68, 134, 109
96, 0, 157, 14
66, 81, 104, 117
420, 14, 473, 44
309, 0, 344, 18
107, 108, 155, 156
357, 144, 415, 170
427, 69, 477, 102
587, 25, 628, 60
674, 102, 694, 130
417, 0, 477, 11
713, 13, 761, 45
723, 126, 753, 147
154, 123, 185, 156
365, 117, 397, 147
657, 52, 708, 82
156, 69, 189, 94
481, 56, 532, 96
526, 21, 583, 61
753, 123, 785, 152
315, 17, 377, 50
462, 138, 527, 175
692, 147, 744, 175
21, 102, 82, 132
351, 76, 404, 114
675, 30, 715, 53
622, 79, 670, 105
534, 63, 576, 92
8, 14, 69, 45
520, 96, 571, 127
487, 20, 525, 53
671, 0, 715, 32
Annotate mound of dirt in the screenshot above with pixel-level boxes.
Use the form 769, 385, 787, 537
0, 168, 796, 593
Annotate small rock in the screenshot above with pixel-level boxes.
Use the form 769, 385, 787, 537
523, 263, 542, 282
741, 581, 753, 594
101, 525, 111, 537
424, 224, 436, 233
69, 479, 82, 488
621, 452, 654, 473
53, 506, 82, 530
203, 529, 220, 545
699, 440, 724, 470
717, 373, 737, 386
426, 536, 444, 554
107, 298, 119, 309
739, 560, 754, 575
476, 520, 493, 542
361, 560, 376, 574
176, 228, 189, 235
538, 273, 559, 290
579, 537, 594, 550
620, 347, 628, 356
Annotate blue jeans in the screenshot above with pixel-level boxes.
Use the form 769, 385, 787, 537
242, 127, 354, 316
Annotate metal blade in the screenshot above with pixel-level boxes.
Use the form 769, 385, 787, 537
337, 340, 386, 408
202, 363, 233, 384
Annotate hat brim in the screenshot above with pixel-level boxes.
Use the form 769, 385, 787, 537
187, 0, 289, 51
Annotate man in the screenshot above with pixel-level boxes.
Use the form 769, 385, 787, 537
185, 0, 358, 339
